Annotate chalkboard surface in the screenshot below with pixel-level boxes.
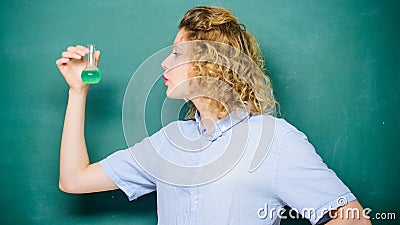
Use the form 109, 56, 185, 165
0, 1, 399, 224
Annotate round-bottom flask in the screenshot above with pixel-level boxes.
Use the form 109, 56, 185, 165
81, 44, 102, 84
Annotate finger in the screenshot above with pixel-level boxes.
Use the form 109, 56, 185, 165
67, 46, 86, 56
75, 45, 90, 54
67, 46, 76, 52
62, 51, 82, 59
94, 50, 101, 62
56, 58, 70, 66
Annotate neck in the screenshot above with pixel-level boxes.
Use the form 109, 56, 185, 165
191, 98, 219, 133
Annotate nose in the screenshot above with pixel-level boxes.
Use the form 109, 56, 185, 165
161, 60, 167, 70
161, 55, 170, 70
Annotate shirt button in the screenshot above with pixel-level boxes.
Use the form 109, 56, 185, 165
193, 195, 198, 202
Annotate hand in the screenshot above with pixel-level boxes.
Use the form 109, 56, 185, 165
55, 45, 100, 93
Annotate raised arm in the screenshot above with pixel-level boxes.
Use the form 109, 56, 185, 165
56, 45, 117, 194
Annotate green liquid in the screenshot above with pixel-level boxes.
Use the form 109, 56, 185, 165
81, 69, 102, 84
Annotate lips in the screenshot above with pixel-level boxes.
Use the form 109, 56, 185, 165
162, 74, 168, 85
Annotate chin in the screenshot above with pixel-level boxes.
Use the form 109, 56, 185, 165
166, 91, 184, 100
165, 86, 188, 100
166, 94, 181, 99
165, 90, 177, 99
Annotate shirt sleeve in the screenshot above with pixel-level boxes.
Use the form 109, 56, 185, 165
99, 131, 164, 201
275, 130, 357, 225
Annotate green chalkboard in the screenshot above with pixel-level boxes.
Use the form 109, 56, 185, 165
0, 1, 399, 224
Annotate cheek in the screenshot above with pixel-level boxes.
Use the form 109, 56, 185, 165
180, 63, 191, 80
171, 64, 190, 83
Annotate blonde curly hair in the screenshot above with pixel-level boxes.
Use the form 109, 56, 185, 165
179, 6, 277, 119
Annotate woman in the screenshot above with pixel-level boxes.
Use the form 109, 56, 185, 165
56, 6, 370, 225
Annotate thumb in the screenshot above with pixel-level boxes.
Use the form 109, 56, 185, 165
94, 50, 101, 66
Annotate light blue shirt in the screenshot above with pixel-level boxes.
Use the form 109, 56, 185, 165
100, 111, 356, 225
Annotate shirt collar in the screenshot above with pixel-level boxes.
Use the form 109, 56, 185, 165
194, 109, 250, 141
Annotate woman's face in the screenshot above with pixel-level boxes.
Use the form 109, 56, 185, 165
161, 29, 191, 99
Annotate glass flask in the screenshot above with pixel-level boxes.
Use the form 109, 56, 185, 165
81, 44, 102, 84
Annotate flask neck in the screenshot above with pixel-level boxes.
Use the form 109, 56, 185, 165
86, 44, 97, 69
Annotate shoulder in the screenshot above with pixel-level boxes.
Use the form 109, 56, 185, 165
161, 119, 198, 134
247, 114, 315, 160
152, 119, 197, 135
151, 119, 200, 143
249, 114, 306, 140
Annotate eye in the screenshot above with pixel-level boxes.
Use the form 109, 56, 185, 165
172, 52, 180, 56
